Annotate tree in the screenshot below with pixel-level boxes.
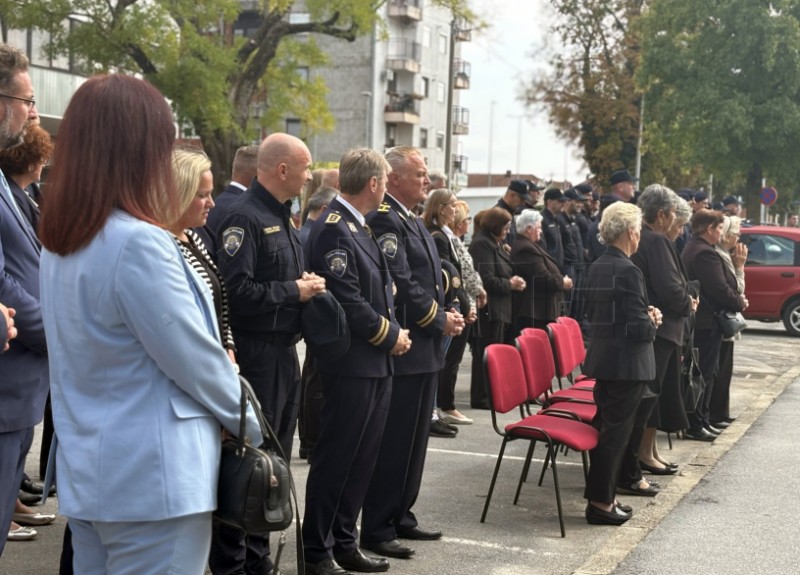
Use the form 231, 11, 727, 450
2, 0, 477, 188
524, 0, 647, 187
639, 0, 800, 217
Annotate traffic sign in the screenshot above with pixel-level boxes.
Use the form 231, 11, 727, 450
760, 186, 778, 206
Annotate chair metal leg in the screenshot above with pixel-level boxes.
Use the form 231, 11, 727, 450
549, 445, 566, 537
667, 431, 673, 449
514, 441, 536, 504
481, 438, 508, 523
581, 450, 590, 483
538, 449, 551, 487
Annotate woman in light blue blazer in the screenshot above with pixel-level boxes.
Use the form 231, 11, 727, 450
38, 75, 261, 575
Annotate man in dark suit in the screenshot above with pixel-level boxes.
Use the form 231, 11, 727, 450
361, 146, 464, 559
302, 148, 411, 575
0, 44, 48, 558
1, 303, 17, 351
581, 202, 660, 526
203, 144, 259, 259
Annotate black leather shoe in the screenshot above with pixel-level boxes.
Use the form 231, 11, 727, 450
306, 558, 353, 575
616, 481, 660, 497
710, 420, 731, 429
20, 478, 54, 495
397, 525, 442, 540
18, 490, 41, 506
704, 425, 722, 435
723, 416, 737, 423
471, 400, 490, 410
684, 428, 716, 442
614, 500, 633, 514
429, 419, 457, 437
639, 461, 678, 475
585, 503, 631, 525
334, 548, 389, 573
362, 539, 415, 559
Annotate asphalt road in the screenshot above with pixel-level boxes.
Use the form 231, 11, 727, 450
3, 320, 798, 575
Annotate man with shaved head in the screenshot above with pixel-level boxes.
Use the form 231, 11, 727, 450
214, 132, 326, 575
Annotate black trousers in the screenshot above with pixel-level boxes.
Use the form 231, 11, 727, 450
689, 327, 723, 432
654, 338, 688, 432
209, 337, 300, 575
361, 372, 437, 545
584, 380, 646, 504
302, 374, 391, 562
470, 320, 507, 407
437, 324, 470, 411
709, 340, 734, 423
298, 352, 323, 459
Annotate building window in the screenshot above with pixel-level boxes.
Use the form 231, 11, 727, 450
422, 77, 429, 98
420, 128, 428, 149
422, 25, 431, 48
386, 123, 397, 148
436, 81, 445, 103
286, 119, 303, 138
438, 33, 448, 54
436, 132, 444, 150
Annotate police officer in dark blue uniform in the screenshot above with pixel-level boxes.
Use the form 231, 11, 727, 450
494, 179, 531, 247
302, 148, 412, 575
360, 146, 465, 560
212, 133, 326, 575
542, 188, 567, 273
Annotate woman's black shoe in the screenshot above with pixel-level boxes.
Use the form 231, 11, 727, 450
639, 461, 678, 475
585, 503, 631, 525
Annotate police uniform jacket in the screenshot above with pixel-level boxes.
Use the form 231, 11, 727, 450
559, 211, 584, 265
495, 198, 518, 245
367, 194, 446, 375
218, 179, 305, 339
541, 208, 565, 272
305, 197, 400, 378
583, 246, 656, 381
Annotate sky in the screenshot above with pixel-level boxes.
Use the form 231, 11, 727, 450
459, 0, 588, 185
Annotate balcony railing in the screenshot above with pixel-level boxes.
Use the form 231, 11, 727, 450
452, 154, 469, 174
388, 0, 422, 22
453, 58, 471, 89
452, 106, 470, 135
453, 16, 472, 42
384, 94, 420, 125
387, 39, 422, 73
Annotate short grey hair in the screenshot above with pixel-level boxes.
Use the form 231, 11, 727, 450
638, 184, 677, 224
307, 186, 338, 212
516, 209, 543, 234
599, 202, 642, 245
429, 170, 447, 188
0, 44, 28, 92
674, 197, 692, 226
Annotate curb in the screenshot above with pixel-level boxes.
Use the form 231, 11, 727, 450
571, 364, 800, 575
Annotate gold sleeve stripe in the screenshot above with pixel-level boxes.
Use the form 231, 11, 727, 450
368, 317, 390, 346
417, 301, 439, 328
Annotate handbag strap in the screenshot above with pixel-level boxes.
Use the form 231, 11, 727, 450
238, 376, 306, 575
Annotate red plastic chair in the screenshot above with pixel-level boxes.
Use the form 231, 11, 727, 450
547, 321, 595, 392
519, 329, 594, 405
481, 344, 599, 537
555, 317, 594, 387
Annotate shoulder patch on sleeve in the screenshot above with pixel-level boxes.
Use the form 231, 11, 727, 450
377, 203, 391, 213
222, 227, 245, 257
378, 233, 399, 259
325, 213, 341, 224
325, 249, 347, 277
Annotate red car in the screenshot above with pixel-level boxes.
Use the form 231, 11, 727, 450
740, 226, 800, 336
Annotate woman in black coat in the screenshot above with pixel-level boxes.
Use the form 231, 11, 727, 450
583, 202, 661, 526
510, 209, 572, 332
468, 207, 525, 409
681, 209, 748, 440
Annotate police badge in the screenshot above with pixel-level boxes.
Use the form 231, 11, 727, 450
222, 227, 245, 257
325, 249, 347, 278
378, 233, 398, 259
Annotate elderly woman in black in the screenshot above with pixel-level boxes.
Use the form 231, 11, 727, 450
511, 209, 573, 332
468, 207, 526, 409
583, 202, 661, 525
681, 209, 748, 441
630, 185, 697, 476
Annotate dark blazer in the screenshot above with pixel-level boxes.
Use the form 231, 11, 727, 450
681, 236, 744, 330
583, 246, 656, 381
469, 229, 513, 324
8, 178, 39, 233
510, 236, 565, 323
305, 198, 399, 378
367, 194, 445, 375
630, 226, 693, 346
0, 172, 48, 432
541, 208, 565, 271
427, 225, 468, 310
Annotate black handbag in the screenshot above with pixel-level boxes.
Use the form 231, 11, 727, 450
681, 346, 707, 414
714, 310, 747, 338
215, 377, 304, 574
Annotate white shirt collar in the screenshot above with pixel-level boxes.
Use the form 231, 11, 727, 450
336, 195, 366, 226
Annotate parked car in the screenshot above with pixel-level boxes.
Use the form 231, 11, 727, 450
739, 226, 800, 336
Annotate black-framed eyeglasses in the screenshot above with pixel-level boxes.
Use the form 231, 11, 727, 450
0, 93, 37, 109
